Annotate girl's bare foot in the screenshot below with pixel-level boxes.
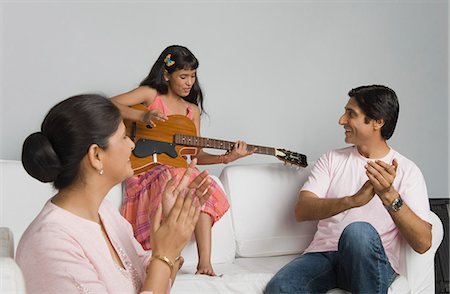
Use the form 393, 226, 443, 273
195, 261, 216, 276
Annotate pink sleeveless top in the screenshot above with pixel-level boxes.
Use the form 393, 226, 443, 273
147, 95, 193, 118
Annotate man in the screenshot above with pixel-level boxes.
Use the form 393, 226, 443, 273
265, 85, 432, 293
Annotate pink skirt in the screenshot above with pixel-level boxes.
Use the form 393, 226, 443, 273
121, 164, 230, 250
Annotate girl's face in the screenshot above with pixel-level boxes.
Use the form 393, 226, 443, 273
166, 69, 197, 97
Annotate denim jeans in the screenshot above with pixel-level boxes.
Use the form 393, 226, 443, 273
265, 222, 397, 294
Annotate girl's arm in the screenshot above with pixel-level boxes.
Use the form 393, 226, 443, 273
190, 105, 255, 165
111, 86, 167, 126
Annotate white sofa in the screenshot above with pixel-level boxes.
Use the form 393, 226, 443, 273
0, 159, 444, 293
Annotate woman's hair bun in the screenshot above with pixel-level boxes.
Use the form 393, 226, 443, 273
21, 132, 62, 183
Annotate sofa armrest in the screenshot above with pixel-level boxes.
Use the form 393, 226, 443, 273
397, 211, 444, 293
0, 227, 26, 293
0, 227, 14, 258
0, 258, 26, 293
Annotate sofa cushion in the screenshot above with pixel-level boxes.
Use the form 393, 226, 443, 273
219, 163, 318, 257
173, 254, 298, 293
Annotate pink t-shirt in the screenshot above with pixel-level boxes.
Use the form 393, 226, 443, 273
301, 146, 431, 273
16, 199, 154, 293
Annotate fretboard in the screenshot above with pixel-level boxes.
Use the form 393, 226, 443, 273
174, 134, 276, 156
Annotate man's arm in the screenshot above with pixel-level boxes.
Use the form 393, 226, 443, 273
366, 159, 432, 254
295, 181, 375, 221
388, 200, 432, 254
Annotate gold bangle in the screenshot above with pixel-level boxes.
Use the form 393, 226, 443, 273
150, 255, 174, 273
148, 255, 182, 274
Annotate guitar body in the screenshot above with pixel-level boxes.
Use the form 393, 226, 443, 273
125, 112, 198, 174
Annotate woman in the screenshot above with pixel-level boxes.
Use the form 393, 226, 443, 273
17, 94, 213, 293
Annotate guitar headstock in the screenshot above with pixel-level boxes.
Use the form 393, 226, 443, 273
275, 149, 308, 167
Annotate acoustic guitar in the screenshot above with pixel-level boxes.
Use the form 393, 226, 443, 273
125, 107, 308, 175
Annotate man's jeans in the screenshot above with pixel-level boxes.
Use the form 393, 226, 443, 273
265, 222, 397, 294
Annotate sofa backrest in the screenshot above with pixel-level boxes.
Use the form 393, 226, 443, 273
219, 163, 318, 257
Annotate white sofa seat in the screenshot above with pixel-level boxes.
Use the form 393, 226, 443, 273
0, 160, 444, 293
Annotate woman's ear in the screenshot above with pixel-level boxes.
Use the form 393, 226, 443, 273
87, 144, 103, 173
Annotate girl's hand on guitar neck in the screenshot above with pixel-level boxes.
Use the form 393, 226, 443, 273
141, 109, 168, 128
223, 140, 257, 163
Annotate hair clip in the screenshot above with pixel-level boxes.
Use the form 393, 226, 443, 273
164, 54, 175, 67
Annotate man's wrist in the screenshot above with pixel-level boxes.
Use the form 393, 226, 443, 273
386, 195, 403, 212
346, 195, 357, 209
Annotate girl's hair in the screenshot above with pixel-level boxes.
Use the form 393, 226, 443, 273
140, 45, 205, 114
21, 94, 122, 190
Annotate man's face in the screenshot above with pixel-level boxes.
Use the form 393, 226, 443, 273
338, 97, 376, 145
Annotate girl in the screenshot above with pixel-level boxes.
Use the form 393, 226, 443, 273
18, 94, 214, 293
112, 45, 254, 276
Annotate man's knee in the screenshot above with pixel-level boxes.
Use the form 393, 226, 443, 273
339, 222, 381, 253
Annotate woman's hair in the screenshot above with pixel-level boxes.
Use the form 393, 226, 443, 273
21, 94, 122, 190
140, 45, 205, 114
348, 85, 399, 140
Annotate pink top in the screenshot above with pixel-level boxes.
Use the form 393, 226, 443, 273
148, 95, 193, 119
301, 146, 431, 273
16, 199, 155, 293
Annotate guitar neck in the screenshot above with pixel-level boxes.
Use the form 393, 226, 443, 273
174, 134, 277, 156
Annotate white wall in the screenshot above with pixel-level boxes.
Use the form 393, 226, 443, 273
0, 0, 448, 198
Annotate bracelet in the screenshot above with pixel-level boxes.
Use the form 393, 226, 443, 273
149, 255, 182, 274
150, 255, 174, 273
